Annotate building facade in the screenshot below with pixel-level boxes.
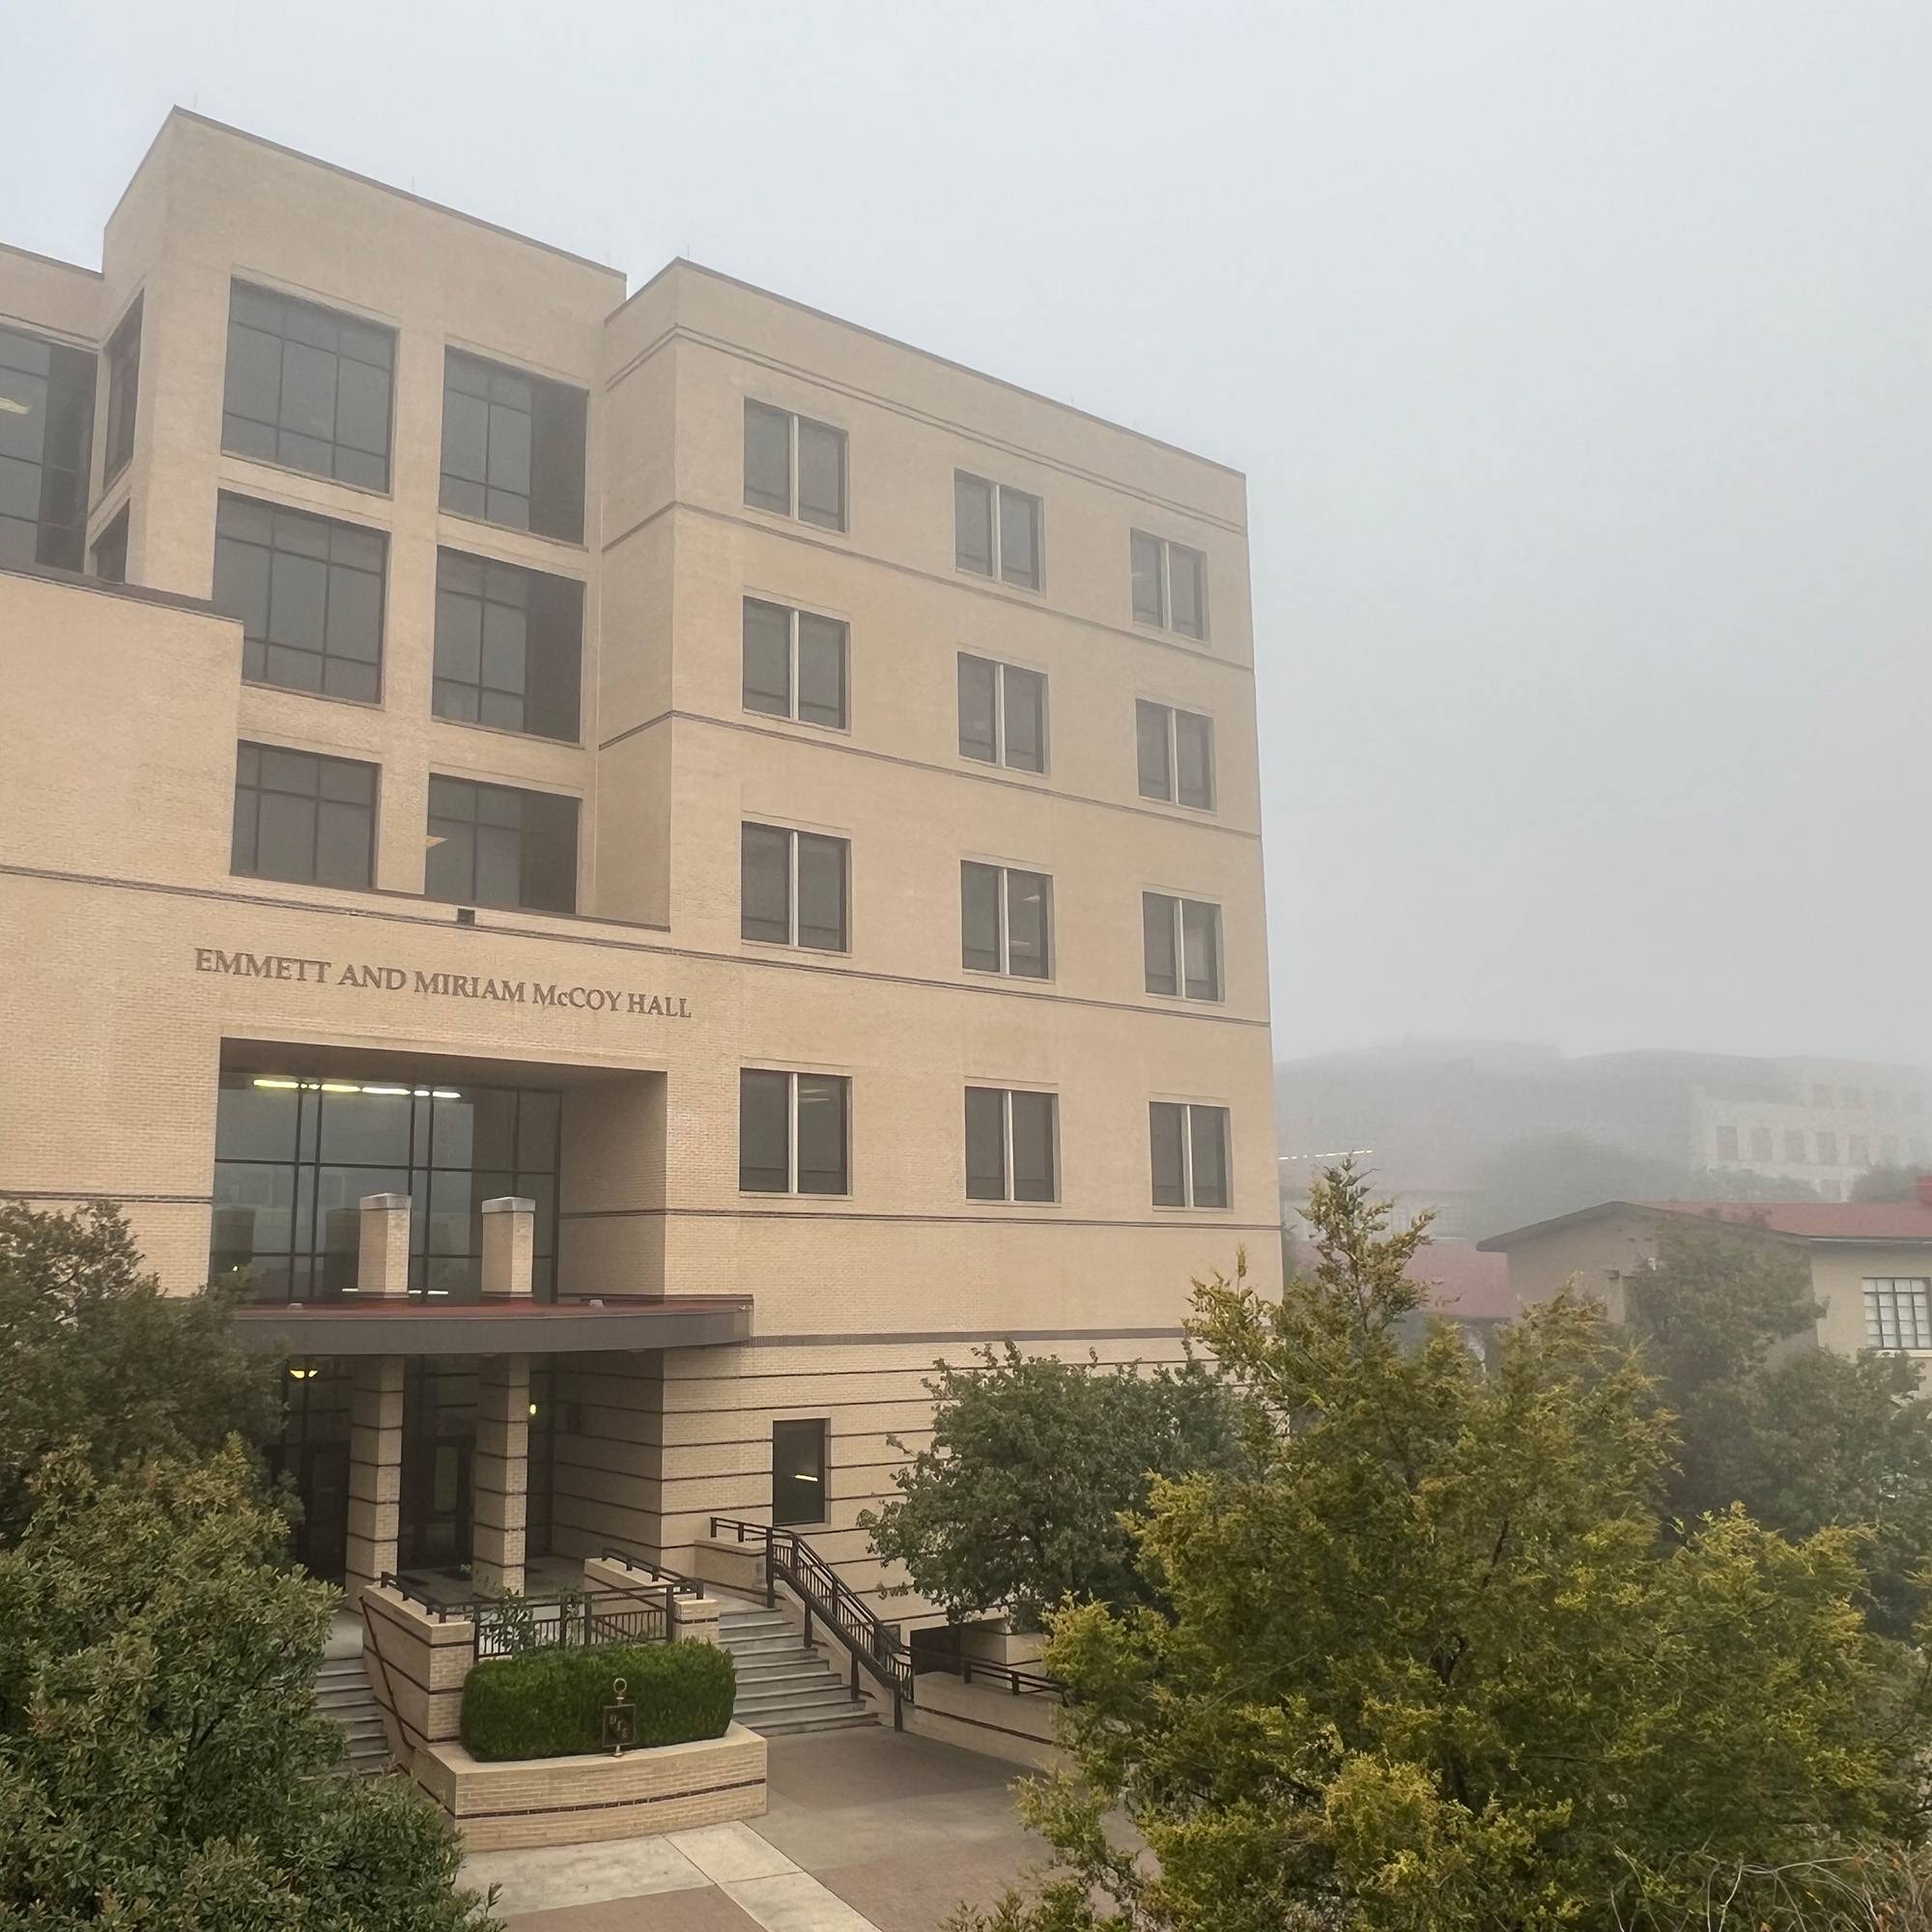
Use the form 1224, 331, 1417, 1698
0, 113, 1277, 1623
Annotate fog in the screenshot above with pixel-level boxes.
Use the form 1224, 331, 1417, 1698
12, 2, 1930, 1069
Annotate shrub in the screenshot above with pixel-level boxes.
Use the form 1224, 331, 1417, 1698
460, 1639, 735, 1762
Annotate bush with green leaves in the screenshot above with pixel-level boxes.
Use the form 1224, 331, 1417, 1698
460, 1638, 735, 1761
861, 1340, 1242, 1631
0, 1443, 494, 1931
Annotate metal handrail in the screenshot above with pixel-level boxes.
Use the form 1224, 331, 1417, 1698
943, 1654, 1065, 1698
710, 1516, 913, 1727
378, 1572, 450, 1618
598, 1548, 708, 1598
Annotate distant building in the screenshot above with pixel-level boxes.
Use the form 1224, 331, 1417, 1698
1480, 1179, 1932, 1366
1277, 1041, 1932, 1236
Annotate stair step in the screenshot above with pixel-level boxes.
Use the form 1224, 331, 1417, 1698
733, 1690, 869, 1719
748, 1709, 879, 1737
732, 1662, 839, 1687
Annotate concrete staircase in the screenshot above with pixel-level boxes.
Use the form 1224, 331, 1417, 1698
717, 1605, 878, 1736
316, 1650, 392, 1776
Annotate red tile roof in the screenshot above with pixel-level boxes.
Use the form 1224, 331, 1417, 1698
1413, 1241, 1515, 1320
1637, 1200, 1932, 1241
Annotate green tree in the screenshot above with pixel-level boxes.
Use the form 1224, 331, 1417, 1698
0, 1443, 496, 1930
1624, 1220, 1932, 1637
0, 1201, 277, 1542
861, 1341, 1242, 1631
1852, 1164, 1932, 1204
960, 1165, 1931, 1932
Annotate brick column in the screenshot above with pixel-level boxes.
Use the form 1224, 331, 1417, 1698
355, 1192, 412, 1298
480, 1196, 534, 1299
345, 1356, 404, 1604
342, 1194, 412, 1605
471, 1354, 529, 1599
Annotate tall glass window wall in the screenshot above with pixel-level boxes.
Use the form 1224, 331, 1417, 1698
212, 1074, 561, 1302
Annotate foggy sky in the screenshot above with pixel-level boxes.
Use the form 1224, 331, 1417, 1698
12, 3, 1930, 1069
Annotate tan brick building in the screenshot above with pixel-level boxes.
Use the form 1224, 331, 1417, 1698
0, 112, 1277, 1626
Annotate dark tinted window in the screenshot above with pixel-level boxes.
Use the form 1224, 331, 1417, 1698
960, 863, 1049, 978
965, 1088, 1006, 1201
1189, 1105, 1230, 1208
772, 1418, 828, 1527
0, 326, 94, 572
795, 1074, 849, 1194
424, 776, 578, 913
742, 598, 848, 728
998, 487, 1040, 590
1175, 710, 1216, 810
1150, 1102, 1187, 1208
1131, 530, 1164, 625
222, 282, 393, 490
960, 863, 1002, 974
232, 741, 376, 889
743, 402, 791, 514
744, 402, 846, 530
1003, 666, 1046, 773
1150, 1101, 1230, 1208
1143, 893, 1179, 997
957, 654, 999, 763
440, 350, 585, 541
739, 1069, 791, 1192
1145, 894, 1222, 1001
964, 1089, 1058, 1204
955, 472, 1039, 588
796, 417, 845, 530
213, 494, 385, 701
102, 298, 141, 485
1182, 898, 1222, 1001
433, 549, 582, 741
954, 472, 994, 575
741, 823, 848, 952
1136, 699, 1172, 800
1005, 869, 1050, 980
1011, 1091, 1057, 1203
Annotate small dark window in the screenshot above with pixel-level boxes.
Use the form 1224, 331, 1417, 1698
744, 402, 847, 531
221, 282, 394, 490
773, 1418, 829, 1527
232, 741, 376, 889
424, 776, 578, 913
1131, 529, 1208, 639
92, 506, 128, 583
1144, 894, 1223, 1002
1137, 700, 1215, 810
742, 598, 848, 729
957, 654, 1046, 773
954, 472, 1040, 589
102, 298, 141, 485
0, 326, 94, 573
965, 1087, 1058, 1203
741, 822, 848, 952
440, 350, 586, 542
960, 862, 1050, 979
740, 1069, 849, 1195
1151, 1102, 1230, 1208
433, 549, 582, 741
213, 494, 386, 701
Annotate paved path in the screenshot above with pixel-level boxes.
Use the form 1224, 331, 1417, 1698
465, 1727, 1049, 1932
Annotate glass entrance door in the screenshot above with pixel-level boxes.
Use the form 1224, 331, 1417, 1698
269, 1438, 350, 1581
401, 1435, 472, 1571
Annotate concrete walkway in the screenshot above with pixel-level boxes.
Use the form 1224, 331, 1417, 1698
465, 1726, 1050, 1932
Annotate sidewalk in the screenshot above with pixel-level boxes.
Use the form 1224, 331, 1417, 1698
464, 1726, 1050, 1932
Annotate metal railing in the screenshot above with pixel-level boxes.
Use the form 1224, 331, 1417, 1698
598, 1548, 708, 1599
376, 1573, 677, 1664
941, 1654, 1065, 1698
710, 1517, 915, 1727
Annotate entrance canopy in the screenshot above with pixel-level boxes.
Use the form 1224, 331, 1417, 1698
236, 1293, 752, 1356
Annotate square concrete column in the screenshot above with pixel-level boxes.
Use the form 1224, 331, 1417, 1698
356, 1192, 412, 1297
344, 1355, 404, 1605
481, 1196, 534, 1300
471, 1353, 530, 1599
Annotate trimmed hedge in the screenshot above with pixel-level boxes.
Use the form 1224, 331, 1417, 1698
460, 1639, 737, 1762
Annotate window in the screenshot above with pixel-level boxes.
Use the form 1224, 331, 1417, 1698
1135, 700, 1215, 810
232, 742, 376, 889
433, 550, 583, 741
424, 777, 578, 913
954, 472, 1041, 590
1817, 1132, 1839, 1164
1714, 1125, 1739, 1161
1150, 1102, 1230, 1208
1782, 1129, 1806, 1163
956, 654, 1046, 772
1851, 1135, 1871, 1166
440, 350, 586, 541
743, 598, 847, 728
213, 494, 385, 700
211, 1074, 560, 1303
1864, 1278, 1932, 1351
102, 297, 141, 485
964, 1088, 1058, 1203
960, 862, 1051, 979
1143, 894, 1223, 1001
221, 282, 394, 491
741, 823, 849, 952
739, 1069, 849, 1195
1130, 530, 1208, 639
772, 1419, 829, 1527
92, 506, 128, 583
743, 401, 846, 531
0, 325, 94, 572
1749, 1127, 1774, 1163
